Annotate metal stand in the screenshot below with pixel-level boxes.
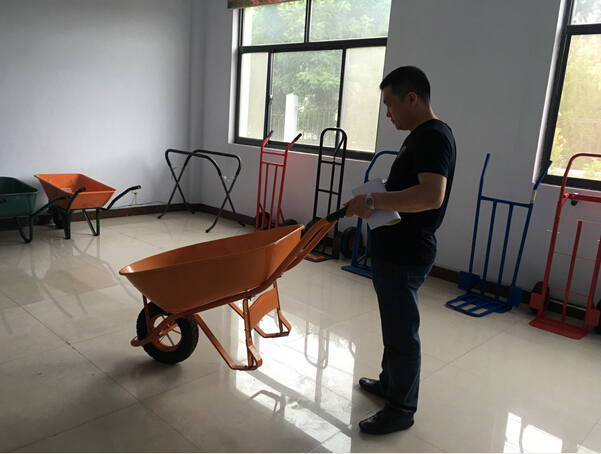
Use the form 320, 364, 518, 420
159, 149, 244, 233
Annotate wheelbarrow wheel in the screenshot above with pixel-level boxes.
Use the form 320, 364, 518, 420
595, 300, 601, 334
340, 226, 362, 259
136, 302, 199, 364
50, 207, 64, 229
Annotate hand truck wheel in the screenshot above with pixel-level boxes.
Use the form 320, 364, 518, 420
255, 212, 271, 230
301, 217, 321, 237
340, 226, 362, 259
530, 281, 550, 315
136, 302, 199, 364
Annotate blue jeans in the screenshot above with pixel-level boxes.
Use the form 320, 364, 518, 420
370, 258, 432, 420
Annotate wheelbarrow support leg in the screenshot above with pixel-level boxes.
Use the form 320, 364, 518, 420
193, 310, 263, 371
228, 282, 291, 339
11, 216, 34, 244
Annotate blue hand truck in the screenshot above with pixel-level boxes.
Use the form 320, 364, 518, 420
446, 153, 551, 316
341, 150, 399, 279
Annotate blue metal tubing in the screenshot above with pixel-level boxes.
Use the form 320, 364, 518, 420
468, 154, 551, 299
348, 150, 399, 274
466, 154, 490, 280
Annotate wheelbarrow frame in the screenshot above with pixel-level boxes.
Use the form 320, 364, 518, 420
122, 207, 347, 370
530, 152, 601, 339
35, 173, 140, 239
0, 176, 68, 243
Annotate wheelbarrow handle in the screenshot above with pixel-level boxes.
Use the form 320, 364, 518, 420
102, 185, 141, 211
30, 195, 70, 217
326, 206, 348, 222
65, 187, 87, 212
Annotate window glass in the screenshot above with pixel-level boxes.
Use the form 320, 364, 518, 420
550, 34, 601, 181
572, 0, 601, 24
270, 50, 342, 145
310, 0, 391, 41
340, 47, 386, 151
238, 52, 268, 140
236, 0, 389, 156
242, 0, 306, 46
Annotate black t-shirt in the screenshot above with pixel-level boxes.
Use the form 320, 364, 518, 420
370, 119, 456, 266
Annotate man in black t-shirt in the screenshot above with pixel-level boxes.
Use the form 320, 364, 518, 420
344, 66, 456, 435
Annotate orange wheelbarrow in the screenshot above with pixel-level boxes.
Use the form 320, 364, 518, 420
119, 207, 347, 370
35, 173, 140, 239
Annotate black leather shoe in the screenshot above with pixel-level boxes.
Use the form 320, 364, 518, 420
359, 410, 414, 435
359, 377, 386, 398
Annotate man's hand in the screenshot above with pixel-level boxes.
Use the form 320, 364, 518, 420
343, 194, 374, 219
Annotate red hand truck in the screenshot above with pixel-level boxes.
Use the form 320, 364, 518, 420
254, 131, 301, 231
529, 153, 601, 339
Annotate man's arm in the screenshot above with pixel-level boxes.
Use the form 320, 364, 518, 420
344, 172, 447, 219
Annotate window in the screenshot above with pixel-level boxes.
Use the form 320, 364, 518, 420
541, 0, 601, 189
235, 0, 391, 159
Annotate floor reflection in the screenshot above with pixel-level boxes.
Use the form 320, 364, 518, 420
505, 412, 563, 453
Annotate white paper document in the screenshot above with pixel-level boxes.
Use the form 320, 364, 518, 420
351, 178, 401, 230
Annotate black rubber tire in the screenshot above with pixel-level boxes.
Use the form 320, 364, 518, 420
136, 302, 199, 364
595, 300, 601, 334
302, 217, 321, 237
50, 207, 64, 229
255, 212, 271, 230
340, 226, 362, 259
530, 281, 548, 315
281, 218, 298, 227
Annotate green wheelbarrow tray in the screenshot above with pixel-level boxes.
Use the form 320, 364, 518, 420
0, 176, 68, 243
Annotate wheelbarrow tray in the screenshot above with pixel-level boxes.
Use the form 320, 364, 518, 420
34, 173, 116, 210
0, 177, 38, 217
120, 208, 346, 370
119, 225, 303, 314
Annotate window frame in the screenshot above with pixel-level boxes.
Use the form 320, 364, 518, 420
540, 0, 601, 190
234, 0, 388, 161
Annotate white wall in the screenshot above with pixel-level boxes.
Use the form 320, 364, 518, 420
2, 0, 598, 300
194, 0, 600, 298
1, 0, 195, 207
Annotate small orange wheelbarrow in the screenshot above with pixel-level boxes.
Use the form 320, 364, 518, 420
35, 173, 140, 239
119, 207, 347, 370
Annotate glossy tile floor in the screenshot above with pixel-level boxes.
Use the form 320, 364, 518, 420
2, 211, 601, 453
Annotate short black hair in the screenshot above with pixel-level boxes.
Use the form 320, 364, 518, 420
380, 66, 431, 104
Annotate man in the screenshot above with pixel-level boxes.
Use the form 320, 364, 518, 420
344, 66, 456, 435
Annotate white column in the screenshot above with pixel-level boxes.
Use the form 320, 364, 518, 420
284, 93, 298, 142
